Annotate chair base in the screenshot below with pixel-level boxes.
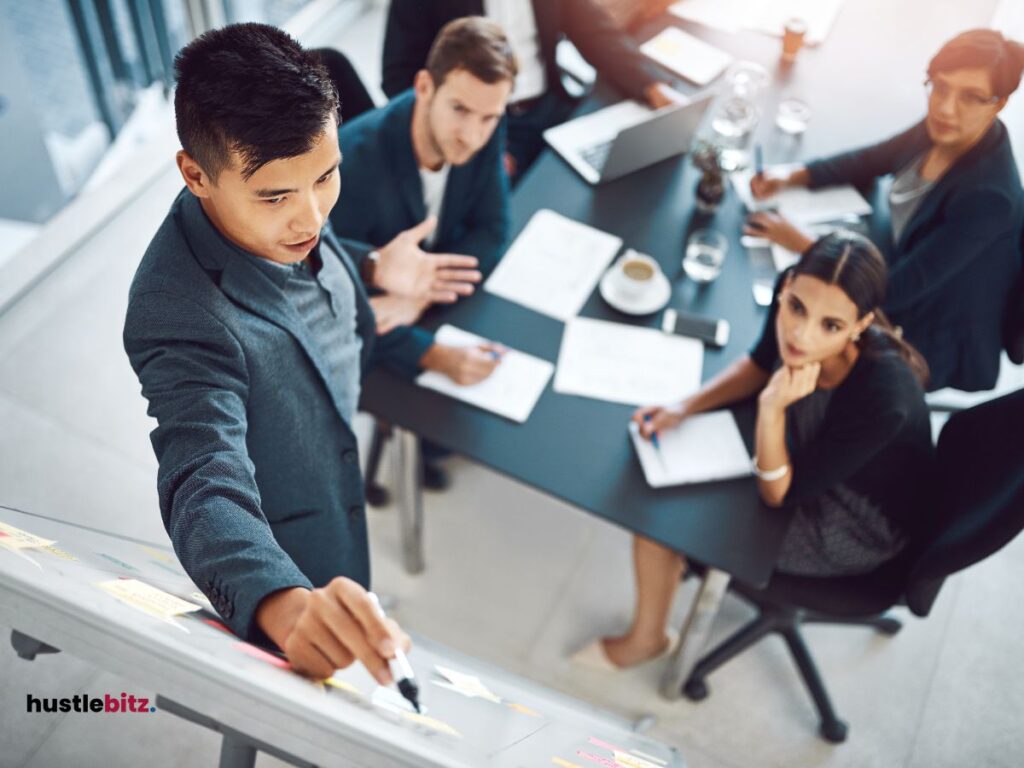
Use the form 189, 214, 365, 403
681, 596, 901, 744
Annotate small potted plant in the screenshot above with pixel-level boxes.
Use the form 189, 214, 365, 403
692, 140, 725, 213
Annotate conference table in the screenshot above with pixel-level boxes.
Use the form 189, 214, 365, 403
360, 0, 1005, 699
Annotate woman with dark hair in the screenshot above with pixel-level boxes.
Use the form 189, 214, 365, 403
572, 232, 934, 670
748, 29, 1024, 393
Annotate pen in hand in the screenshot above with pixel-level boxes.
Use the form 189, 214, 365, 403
367, 593, 421, 713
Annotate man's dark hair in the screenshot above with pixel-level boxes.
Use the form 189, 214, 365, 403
174, 23, 339, 181
426, 17, 518, 89
928, 29, 1024, 99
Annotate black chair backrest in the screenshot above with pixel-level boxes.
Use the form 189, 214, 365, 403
1003, 228, 1024, 364
905, 388, 1024, 616
313, 48, 376, 125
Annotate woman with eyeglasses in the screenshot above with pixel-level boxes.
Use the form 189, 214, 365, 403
747, 29, 1024, 393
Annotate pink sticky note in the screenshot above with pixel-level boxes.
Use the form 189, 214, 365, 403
588, 737, 628, 754
233, 642, 292, 670
576, 752, 621, 768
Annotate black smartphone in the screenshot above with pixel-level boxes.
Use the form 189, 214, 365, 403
661, 308, 730, 347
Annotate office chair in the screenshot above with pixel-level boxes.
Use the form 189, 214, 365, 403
680, 388, 1024, 743
311, 48, 375, 125
1002, 232, 1024, 365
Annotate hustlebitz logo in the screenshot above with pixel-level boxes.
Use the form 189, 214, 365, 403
27, 692, 156, 714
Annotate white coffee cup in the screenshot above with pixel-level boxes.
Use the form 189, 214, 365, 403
614, 250, 661, 301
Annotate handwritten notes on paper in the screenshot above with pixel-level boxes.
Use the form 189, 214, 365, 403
96, 579, 201, 628
731, 167, 871, 226
416, 325, 553, 423
554, 317, 703, 406
629, 412, 752, 488
485, 210, 622, 321
0, 522, 56, 550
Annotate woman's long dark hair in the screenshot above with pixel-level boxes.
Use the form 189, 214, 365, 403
792, 231, 930, 387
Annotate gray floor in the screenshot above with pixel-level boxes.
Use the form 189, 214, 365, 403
3, 5, 1024, 768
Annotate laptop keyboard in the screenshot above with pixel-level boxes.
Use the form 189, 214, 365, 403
579, 140, 613, 173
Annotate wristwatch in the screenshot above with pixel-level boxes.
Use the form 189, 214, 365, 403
361, 249, 381, 286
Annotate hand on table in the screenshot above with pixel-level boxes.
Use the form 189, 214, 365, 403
256, 578, 411, 682
420, 342, 506, 386
631, 403, 690, 439
743, 211, 816, 254
643, 82, 690, 110
374, 217, 481, 304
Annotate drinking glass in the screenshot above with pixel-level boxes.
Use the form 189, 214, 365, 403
684, 229, 728, 283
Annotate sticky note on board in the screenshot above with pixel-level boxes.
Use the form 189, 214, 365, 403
614, 752, 665, 768
552, 758, 584, 768
96, 579, 201, 621
0, 522, 56, 550
506, 701, 542, 717
434, 665, 502, 703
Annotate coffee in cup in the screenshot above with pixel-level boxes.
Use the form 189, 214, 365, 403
615, 251, 661, 300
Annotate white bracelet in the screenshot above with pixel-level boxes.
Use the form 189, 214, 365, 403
752, 456, 789, 481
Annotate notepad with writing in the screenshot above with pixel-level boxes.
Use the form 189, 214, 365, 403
640, 26, 734, 86
629, 411, 753, 488
416, 325, 553, 423
731, 167, 871, 225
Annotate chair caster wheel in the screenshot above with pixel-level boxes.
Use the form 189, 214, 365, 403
683, 678, 708, 701
365, 483, 390, 507
875, 617, 902, 636
819, 718, 848, 743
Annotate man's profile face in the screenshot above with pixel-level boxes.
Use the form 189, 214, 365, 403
419, 68, 511, 166
177, 121, 341, 264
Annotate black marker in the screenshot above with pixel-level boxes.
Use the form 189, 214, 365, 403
368, 593, 420, 713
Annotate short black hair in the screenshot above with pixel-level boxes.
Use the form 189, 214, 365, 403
174, 23, 339, 181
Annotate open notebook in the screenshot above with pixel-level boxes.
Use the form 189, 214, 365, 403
629, 411, 753, 488
731, 167, 871, 226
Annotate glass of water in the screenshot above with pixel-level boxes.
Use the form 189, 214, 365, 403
684, 229, 728, 283
710, 62, 769, 171
775, 98, 812, 135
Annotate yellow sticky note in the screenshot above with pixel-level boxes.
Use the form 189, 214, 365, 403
96, 579, 201, 621
39, 544, 78, 561
0, 522, 56, 550
324, 676, 361, 696
506, 702, 542, 717
552, 759, 584, 768
140, 545, 177, 564
614, 752, 664, 768
402, 711, 462, 738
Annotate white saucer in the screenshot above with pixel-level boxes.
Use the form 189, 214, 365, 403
599, 268, 672, 315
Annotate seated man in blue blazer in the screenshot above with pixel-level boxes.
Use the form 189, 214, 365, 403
330, 17, 516, 488
123, 23, 490, 681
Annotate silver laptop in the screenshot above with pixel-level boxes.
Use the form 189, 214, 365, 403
544, 94, 714, 185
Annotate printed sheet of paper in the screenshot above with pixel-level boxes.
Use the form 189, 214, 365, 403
434, 665, 503, 704
640, 26, 734, 86
0, 522, 56, 550
416, 325, 553, 423
554, 317, 703, 406
629, 411, 752, 488
731, 168, 871, 225
485, 210, 622, 321
96, 579, 201, 622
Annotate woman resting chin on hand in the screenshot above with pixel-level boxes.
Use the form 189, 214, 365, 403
574, 232, 934, 670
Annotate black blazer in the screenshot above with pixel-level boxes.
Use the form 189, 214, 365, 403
381, 0, 661, 103
806, 119, 1024, 392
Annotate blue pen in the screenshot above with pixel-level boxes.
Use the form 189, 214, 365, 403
643, 413, 669, 473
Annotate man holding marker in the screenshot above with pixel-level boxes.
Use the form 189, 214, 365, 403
123, 23, 489, 686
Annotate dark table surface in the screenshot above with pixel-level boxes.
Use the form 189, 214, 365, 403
361, 0, 1001, 586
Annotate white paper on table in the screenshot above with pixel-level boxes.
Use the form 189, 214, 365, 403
669, 0, 741, 34
671, 0, 845, 45
640, 26, 734, 86
731, 168, 871, 226
745, 0, 846, 46
629, 411, 752, 488
554, 317, 703, 406
415, 325, 553, 423
484, 209, 623, 321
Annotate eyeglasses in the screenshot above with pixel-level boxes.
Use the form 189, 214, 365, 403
924, 78, 1001, 110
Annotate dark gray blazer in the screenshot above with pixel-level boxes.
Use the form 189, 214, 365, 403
806, 119, 1024, 392
124, 190, 408, 643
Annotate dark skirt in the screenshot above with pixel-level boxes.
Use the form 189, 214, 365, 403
772, 389, 906, 577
